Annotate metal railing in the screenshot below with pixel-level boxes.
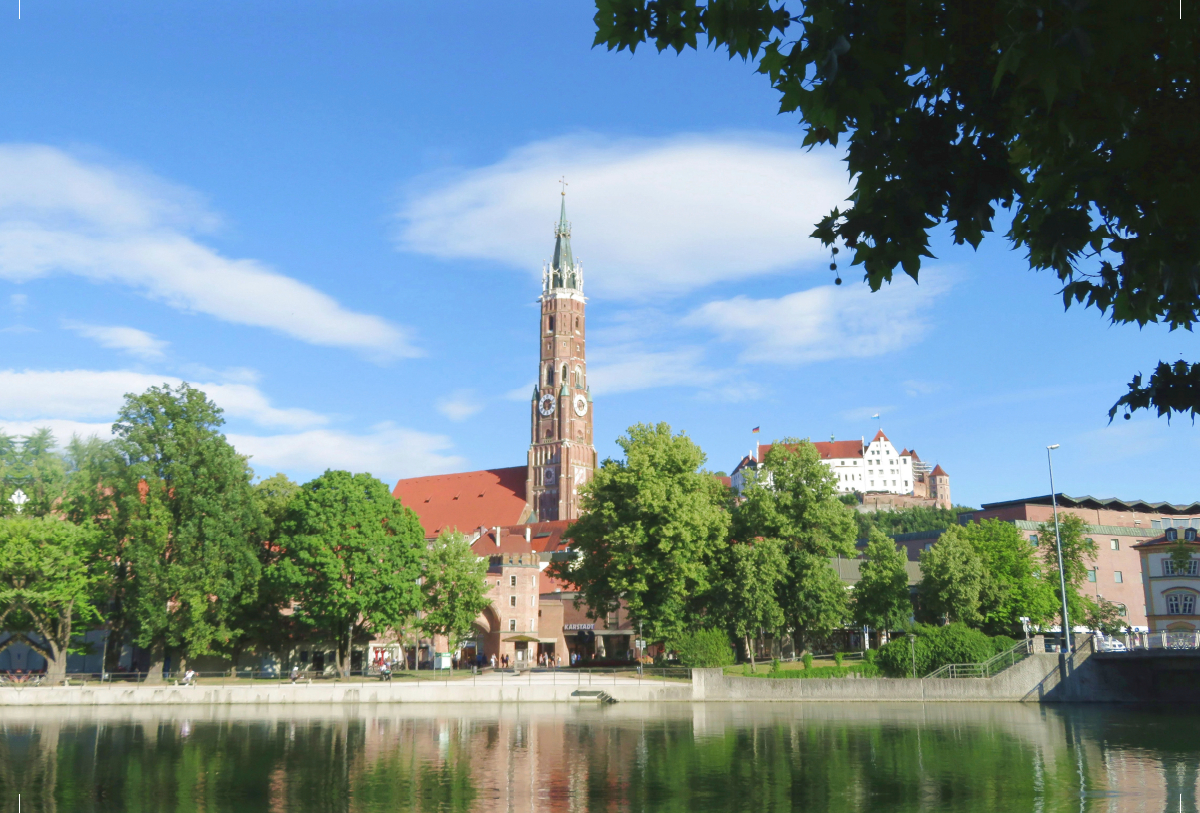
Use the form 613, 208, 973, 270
924, 639, 1033, 679
1112, 630, 1200, 651
0, 666, 693, 688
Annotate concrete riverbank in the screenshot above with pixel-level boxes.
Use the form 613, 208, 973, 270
2, 636, 1189, 705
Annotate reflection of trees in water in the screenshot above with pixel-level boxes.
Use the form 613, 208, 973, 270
0, 722, 59, 813
1, 706, 1198, 812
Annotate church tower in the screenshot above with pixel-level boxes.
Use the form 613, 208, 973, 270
526, 193, 595, 521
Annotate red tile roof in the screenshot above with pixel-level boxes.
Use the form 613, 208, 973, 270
872, 429, 890, 443
392, 466, 529, 538
930, 464, 948, 477
759, 441, 864, 461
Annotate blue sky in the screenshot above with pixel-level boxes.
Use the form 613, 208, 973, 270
1, 1, 1196, 509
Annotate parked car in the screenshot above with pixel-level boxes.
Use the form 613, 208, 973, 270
1096, 638, 1127, 652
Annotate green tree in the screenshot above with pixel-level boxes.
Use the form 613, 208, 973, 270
854, 505, 973, 540
277, 470, 425, 676
853, 529, 911, 637
0, 516, 105, 682
109, 384, 266, 679
668, 627, 734, 668
918, 526, 984, 625
0, 429, 68, 518
959, 519, 1057, 636
552, 423, 730, 643
732, 440, 857, 558
219, 473, 305, 670
1036, 514, 1104, 638
419, 531, 491, 670
593, 2, 1200, 420
716, 537, 787, 670
732, 440, 856, 653
784, 550, 849, 652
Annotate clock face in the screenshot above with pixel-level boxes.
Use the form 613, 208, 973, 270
538, 393, 556, 416
544, 467, 556, 485
573, 393, 588, 417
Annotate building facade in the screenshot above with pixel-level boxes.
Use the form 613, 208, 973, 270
730, 430, 951, 509
962, 495, 1200, 630
1134, 527, 1200, 632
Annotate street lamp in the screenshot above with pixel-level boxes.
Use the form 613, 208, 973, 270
1046, 445, 1072, 657
907, 633, 916, 679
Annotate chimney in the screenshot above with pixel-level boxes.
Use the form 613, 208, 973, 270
525, 527, 531, 543
494, 526, 501, 547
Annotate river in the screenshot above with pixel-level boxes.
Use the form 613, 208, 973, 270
0, 703, 1196, 812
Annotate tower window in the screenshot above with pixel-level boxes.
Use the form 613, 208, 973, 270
562, 364, 568, 384
575, 316, 580, 330
546, 364, 554, 385
547, 315, 555, 333
575, 365, 584, 387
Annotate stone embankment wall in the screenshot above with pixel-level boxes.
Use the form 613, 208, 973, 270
3, 636, 1191, 705
0, 677, 693, 707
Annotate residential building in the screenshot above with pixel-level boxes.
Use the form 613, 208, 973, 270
961, 494, 1200, 630
730, 430, 951, 508
1134, 527, 1200, 632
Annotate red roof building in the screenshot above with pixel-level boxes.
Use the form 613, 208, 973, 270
392, 466, 532, 538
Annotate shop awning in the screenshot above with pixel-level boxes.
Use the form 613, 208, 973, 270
502, 635, 541, 643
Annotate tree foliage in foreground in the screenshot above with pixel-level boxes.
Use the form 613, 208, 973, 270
669, 627, 734, 668
0, 516, 105, 681
917, 527, 984, 626
593, 1, 1200, 421
276, 470, 425, 676
552, 423, 730, 642
1036, 514, 1124, 635
110, 384, 266, 676
853, 530, 911, 635
420, 531, 491, 667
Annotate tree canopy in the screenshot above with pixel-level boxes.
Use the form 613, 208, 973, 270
276, 469, 426, 676
109, 384, 266, 676
853, 529, 911, 634
420, 531, 491, 665
917, 526, 984, 625
552, 422, 730, 642
593, 1, 1200, 420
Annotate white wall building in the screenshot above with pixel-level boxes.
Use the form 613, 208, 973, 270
1135, 527, 1200, 632
731, 430, 949, 507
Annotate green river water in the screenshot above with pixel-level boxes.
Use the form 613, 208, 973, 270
0, 703, 1195, 813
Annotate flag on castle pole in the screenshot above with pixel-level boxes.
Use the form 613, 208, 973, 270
751, 426, 760, 434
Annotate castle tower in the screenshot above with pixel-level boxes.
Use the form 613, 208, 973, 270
526, 193, 596, 521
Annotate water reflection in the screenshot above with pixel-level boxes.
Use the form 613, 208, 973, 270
0, 703, 1196, 813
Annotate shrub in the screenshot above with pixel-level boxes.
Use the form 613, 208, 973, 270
802, 652, 814, 670
770, 658, 781, 673
863, 649, 877, 666
833, 652, 844, 667
877, 624, 1001, 677
670, 628, 734, 668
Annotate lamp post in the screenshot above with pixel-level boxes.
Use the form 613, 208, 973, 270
1047, 445, 1073, 657
907, 633, 916, 679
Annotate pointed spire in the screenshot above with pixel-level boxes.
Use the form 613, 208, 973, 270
546, 187, 582, 292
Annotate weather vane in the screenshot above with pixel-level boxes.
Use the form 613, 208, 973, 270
559, 176, 568, 196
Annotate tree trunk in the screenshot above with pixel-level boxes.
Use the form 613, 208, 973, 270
745, 634, 756, 672
44, 642, 67, 684
144, 640, 166, 683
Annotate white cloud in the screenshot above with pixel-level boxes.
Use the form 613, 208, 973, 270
10, 293, 27, 310
0, 369, 326, 430
0, 145, 415, 357
64, 321, 168, 360
397, 133, 850, 298
436, 389, 483, 421
229, 423, 465, 482
684, 271, 954, 364
586, 344, 759, 401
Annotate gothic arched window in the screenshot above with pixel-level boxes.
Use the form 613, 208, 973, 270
575, 365, 584, 387
562, 364, 568, 385
547, 315, 555, 333
545, 364, 554, 386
